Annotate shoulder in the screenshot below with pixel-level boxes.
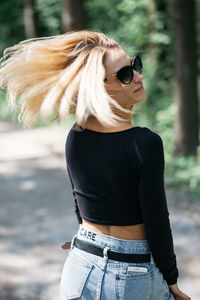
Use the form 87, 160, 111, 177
138, 127, 163, 145
137, 127, 164, 160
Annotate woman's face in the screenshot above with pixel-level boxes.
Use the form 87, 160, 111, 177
103, 47, 147, 109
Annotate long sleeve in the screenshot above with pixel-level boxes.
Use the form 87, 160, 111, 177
136, 128, 179, 285
67, 163, 82, 224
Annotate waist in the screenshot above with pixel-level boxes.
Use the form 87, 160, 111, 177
76, 224, 150, 254
82, 218, 147, 240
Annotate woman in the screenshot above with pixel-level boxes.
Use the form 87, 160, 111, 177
0, 30, 191, 300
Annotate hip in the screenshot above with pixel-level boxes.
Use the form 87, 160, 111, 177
59, 224, 175, 300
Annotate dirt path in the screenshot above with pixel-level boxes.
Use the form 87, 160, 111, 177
0, 120, 199, 299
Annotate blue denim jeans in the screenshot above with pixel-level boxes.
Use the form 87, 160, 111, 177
60, 224, 175, 300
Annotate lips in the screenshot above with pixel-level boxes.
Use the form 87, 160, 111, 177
134, 86, 144, 93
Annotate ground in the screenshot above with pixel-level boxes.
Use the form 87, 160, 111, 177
0, 120, 199, 299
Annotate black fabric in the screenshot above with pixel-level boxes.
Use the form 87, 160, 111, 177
73, 237, 151, 263
65, 122, 179, 285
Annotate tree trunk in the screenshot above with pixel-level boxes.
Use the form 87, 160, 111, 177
62, 0, 85, 32
24, 0, 36, 38
173, 0, 199, 156
155, 0, 169, 74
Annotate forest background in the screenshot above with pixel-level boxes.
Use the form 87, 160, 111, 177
0, 0, 200, 201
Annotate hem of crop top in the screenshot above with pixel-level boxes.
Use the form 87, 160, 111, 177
73, 123, 142, 134
81, 215, 144, 226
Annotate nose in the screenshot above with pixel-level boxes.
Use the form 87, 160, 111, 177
133, 70, 144, 83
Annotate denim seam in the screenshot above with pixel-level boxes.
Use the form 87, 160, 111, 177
96, 269, 105, 300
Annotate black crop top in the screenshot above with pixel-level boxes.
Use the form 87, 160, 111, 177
65, 122, 179, 285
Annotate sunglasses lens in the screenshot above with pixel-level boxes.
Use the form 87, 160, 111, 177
132, 56, 143, 73
117, 66, 133, 84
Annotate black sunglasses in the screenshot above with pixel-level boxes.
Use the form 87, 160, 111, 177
104, 55, 143, 84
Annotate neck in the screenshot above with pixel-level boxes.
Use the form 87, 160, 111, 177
85, 105, 134, 130
110, 103, 134, 126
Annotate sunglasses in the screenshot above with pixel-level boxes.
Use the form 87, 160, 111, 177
104, 55, 143, 84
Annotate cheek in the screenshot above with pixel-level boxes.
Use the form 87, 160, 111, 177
105, 82, 134, 103
105, 82, 123, 96
122, 85, 134, 98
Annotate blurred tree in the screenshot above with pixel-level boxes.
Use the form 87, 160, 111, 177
0, 0, 199, 150
173, 0, 199, 156
24, 0, 37, 38
35, 0, 62, 36
0, 1, 25, 56
61, 0, 85, 32
85, 0, 176, 123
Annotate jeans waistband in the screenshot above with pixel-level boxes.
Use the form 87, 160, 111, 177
74, 224, 151, 255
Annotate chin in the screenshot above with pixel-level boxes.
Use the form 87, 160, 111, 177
134, 93, 147, 104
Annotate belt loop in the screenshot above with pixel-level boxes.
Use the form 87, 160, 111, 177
150, 253, 155, 266
99, 246, 110, 270
103, 246, 110, 261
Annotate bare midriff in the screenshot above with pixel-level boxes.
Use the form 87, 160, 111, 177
82, 218, 147, 240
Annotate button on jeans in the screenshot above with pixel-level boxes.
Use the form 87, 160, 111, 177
59, 224, 175, 300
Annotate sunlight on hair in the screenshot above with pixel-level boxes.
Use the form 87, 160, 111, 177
0, 30, 132, 129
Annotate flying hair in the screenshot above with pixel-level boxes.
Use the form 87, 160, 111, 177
0, 30, 133, 129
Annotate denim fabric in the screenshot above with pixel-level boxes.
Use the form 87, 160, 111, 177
59, 224, 175, 300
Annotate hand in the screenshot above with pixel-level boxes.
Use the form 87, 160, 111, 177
169, 283, 191, 300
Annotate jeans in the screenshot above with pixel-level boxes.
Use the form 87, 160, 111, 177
59, 224, 175, 300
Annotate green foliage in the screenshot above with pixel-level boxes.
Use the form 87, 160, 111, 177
85, 0, 176, 122
35, 0, 62, 36
85, 0, 149, 54
0, 0, 25, 56
0, 0, 62, 56
0, 0, 199, 198
165, 151, 200, 202
154, 101, 200, 201
0, 90, 19, 123
0, 91, 54, 128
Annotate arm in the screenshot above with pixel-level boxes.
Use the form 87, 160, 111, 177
136, 128, 179, 285
67, 163, 82, 224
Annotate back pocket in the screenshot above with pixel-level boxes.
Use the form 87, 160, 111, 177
116, 262, 154, 279
115, 263, 155, 300
60, 252, 94, 299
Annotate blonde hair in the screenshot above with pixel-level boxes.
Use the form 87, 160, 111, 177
0, 30, 132, 129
